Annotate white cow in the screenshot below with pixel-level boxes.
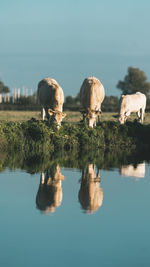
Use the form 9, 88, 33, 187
120, 162, 145, 178
119, 92, 146, 124
80, 76, 105, 128
37, 78, 66, 129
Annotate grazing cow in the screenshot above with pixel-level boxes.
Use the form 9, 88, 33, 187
78, 164, 103, 214
120, 162, 145, 178
80, 76, 105, 128
119, 92, 146, 124
36, 165, 65, 214
37, 78, 66, 129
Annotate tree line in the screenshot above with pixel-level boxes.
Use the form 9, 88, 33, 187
1, 66, 150, 111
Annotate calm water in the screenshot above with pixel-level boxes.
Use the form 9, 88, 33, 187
0, 161, 150, 267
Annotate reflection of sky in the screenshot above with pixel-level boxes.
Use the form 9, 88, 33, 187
0, 165, 150, 266
1, 0, 150, 96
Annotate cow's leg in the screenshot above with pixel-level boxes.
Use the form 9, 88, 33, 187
96, 168, 100, 181
137, 110, 141, 121
41, 107, 46, 120
140, 107, 145, 123
45, 107, 50, 120
40, 172, 45, 184
82, 113, 86, 122
94, 118, 97, 127
97, 115, 100, 124
124, 111, 130, 122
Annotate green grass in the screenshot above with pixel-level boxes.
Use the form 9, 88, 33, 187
0, 118, 150, 152
0, 111, 149, 167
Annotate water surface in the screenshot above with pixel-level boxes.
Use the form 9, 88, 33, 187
0, 161, 150, 267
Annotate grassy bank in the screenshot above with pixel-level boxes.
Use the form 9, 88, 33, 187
0, 118, 150, 154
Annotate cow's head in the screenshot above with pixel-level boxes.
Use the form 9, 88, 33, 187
82, 109, 101, 128
119, 114, 125, 124
48, 109, 66, 130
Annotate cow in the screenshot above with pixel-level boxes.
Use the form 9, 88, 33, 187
120, 162, 145, 178
37, 78, 66, 129
80, 76, 105, 128
36, 165, 65, 214
78, 164, 103, 214
119, 92, 146, 124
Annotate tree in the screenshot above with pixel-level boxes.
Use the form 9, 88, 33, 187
117, 67, 150, 97
0, 81, 10, 93
102, 96, 119, 112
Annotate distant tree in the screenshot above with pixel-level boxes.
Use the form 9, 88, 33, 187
65, 93, 80, 105
65, 96, 75, 104
117, 67, 150, 97
64, 93, 81, 111
102, 96, 119, 112
0, 81, 10, 93
17, 95, 37, 105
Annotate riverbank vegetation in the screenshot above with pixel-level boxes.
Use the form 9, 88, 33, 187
0, 118, 150, 155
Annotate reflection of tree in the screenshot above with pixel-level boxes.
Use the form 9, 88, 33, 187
120, 162, 145, 178
78, 164, 103, 214
36, 165, 65, 214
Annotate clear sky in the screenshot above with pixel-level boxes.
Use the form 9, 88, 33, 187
0, 0, 150, 96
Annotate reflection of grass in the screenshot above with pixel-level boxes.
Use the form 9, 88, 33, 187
0, 111, 150, 124
0, 146, 148, 174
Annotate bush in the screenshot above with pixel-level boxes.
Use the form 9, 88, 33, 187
0, 119, 150, 156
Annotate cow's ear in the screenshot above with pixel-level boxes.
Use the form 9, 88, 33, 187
95, 110, 101, 115
62, 112, 66, 118
48, 109, 54, 116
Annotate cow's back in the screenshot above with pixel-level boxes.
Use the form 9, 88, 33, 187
37, 78, 64, 111
80, 76, 105, 110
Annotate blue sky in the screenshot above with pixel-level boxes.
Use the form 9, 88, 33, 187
0, 0, 150, 96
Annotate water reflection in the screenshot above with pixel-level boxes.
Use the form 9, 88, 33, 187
36, 164, 65, 214
78, 164, 103, 214
120, 162, 145, 178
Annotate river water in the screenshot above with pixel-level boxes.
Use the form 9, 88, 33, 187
0, 160, 150, 267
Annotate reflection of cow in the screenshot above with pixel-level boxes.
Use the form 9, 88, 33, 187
120, 162, 145, 178
37, 78, 66, 129
78, 164, 103, 214
36, 165, 65, 214
80, 76, 105, 128
119, 92, 146, 124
